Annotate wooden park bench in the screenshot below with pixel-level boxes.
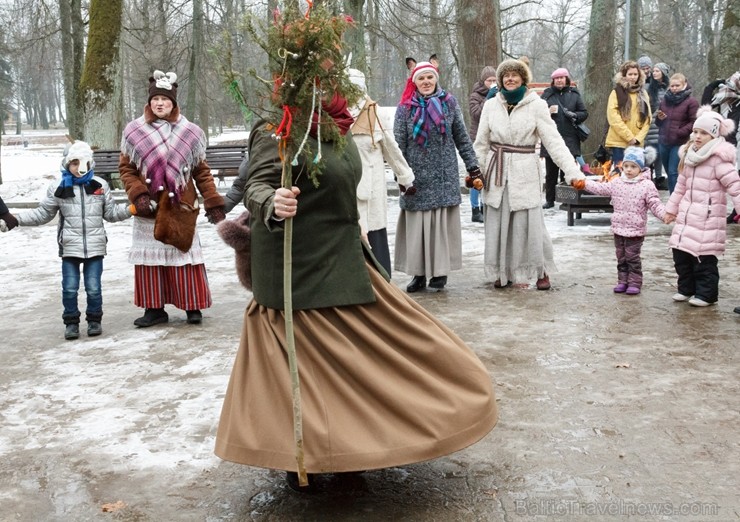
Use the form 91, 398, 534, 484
555, 184, 613, 226
92, 143, 248, 189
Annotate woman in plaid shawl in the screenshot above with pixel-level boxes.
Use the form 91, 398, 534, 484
393, 61, 481, 293
119, 70, 225, 328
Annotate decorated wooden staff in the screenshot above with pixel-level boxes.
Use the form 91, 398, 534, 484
228, 4, 359, 487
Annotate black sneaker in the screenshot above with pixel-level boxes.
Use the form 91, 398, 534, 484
285, 471, 319, 494
64, 324, 80, 340
87, 321, 102, 336
186, 310, 202, 324
134, 308, 169, 327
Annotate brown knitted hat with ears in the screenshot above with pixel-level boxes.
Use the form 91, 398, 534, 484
496, 59, 531, 88
148, 70, 178, 106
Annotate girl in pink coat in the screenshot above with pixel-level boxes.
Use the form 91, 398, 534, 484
664, 106, 740, 306
572, 146, 667, 295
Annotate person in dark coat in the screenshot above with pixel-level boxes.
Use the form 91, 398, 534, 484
468, 65, 497, 222
656, 73, 698, 193
394, 61, 481, 292
540, 67, 588, 208
646, 63, 671, 187
0, 195, 18, 231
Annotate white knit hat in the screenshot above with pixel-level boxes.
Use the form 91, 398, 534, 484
693, 105, 736, 139
62, 141, 94, 174
411, 61, 439, 83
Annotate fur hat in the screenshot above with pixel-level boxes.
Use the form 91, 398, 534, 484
622, 146, 657, 169
148, 70, 178, 106
217, 211, 252, 290
637, 56, 652, 68
693, 105, 736, 138
497, 58, 531, 87
62, 140, 94, 174
480, 66, 497, 83
551, 67, 570, 79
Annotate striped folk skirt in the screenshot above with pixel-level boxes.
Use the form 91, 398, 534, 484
133, 264, 213, 310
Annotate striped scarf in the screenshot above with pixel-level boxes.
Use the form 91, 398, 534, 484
121, 113, 206, 202
409, 89, 451, 147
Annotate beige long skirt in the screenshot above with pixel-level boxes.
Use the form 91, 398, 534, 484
394, 206, 463, 277
215, 263, 497, 473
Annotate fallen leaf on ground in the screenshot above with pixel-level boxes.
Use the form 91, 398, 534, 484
615, 362, 631, 368
101, 500, 126, 513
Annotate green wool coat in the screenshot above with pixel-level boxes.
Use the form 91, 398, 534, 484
246, 121, 387, 310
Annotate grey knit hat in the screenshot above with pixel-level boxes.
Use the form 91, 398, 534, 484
480, 65, 497, 83
637, 56, 652, 68
496, 59, 531, 87
654, 62, 670, 80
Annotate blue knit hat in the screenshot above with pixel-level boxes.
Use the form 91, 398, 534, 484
623, 146, 645, 169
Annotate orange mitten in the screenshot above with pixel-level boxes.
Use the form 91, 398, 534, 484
572, 179, 586, 191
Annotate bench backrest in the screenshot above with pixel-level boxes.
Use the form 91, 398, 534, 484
92, 144, 248, 176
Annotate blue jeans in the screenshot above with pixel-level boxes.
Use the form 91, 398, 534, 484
611, 147, 625, 165
659, 143, 681, 193
470, 188, 481, 208
62, 256, 104, 323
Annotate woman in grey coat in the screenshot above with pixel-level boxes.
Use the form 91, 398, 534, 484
394, 61, 481, 292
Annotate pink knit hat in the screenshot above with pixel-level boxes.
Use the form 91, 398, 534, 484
551, 67, 570, 79
693, 105, 736, 138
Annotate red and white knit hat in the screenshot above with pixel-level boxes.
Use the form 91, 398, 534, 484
400, 61, 440, 105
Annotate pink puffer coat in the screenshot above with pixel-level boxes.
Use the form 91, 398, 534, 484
583, 173, 666, 237
666, 141, 740, 256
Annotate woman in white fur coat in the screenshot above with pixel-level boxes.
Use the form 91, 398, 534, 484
474, 59, 584, 289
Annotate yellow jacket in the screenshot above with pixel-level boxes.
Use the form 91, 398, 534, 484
605, 89, 651, 148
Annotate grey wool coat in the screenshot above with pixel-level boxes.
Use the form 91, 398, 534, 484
394, 95, 478, 212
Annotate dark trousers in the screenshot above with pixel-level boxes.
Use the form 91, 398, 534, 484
615, 235, 644, 287
544, 156, 565, 204
672, 248, 719, 302
367, 228, 392, 277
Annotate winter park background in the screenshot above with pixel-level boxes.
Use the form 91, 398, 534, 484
2, 124, 740, 520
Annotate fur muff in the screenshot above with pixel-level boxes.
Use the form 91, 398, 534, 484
217, 210, 252, 290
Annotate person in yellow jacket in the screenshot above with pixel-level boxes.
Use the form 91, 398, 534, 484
605, 60, 652, 165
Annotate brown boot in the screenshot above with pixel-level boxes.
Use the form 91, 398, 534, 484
536, 274, 551, 290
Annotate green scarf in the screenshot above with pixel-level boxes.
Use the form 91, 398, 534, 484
501, 86, 527, 106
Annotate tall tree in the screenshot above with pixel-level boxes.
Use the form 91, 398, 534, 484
79, 0, 124, 148
713, 0, 740, 79
582, 0, 618, 160
344, 0, 367, 71
59, 0, 84, 139
186, 0, 204, 124
457, 0, 501, 119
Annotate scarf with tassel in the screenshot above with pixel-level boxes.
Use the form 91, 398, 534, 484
121, 112, 206, 202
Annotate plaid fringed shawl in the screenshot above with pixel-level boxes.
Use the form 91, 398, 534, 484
409, 89, 454, 147
121, 114, 206, 202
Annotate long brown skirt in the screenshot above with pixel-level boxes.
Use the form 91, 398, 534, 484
215, 263, 497, 473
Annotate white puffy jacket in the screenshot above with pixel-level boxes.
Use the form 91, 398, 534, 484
17, 175, 131, 258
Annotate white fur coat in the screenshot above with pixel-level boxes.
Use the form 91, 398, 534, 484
474, 90, 583, 211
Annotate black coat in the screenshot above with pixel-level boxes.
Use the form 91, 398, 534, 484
540, 86, 588, 158
0, 195, 8, 216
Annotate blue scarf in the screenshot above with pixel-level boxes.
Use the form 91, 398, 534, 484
60, 169, 94, 188
410, 89, 453, 147
55, 169, 97, 198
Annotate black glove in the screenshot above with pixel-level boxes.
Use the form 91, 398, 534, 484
465, 167, 485, 190
563, 109, 576, 121
134, 194, 154, 217
399, 184, 417, 196
0, 211, 18, 231
206, 206, 226, 224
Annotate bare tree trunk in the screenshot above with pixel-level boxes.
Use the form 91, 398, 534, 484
457, 0, 501, 123
582, 0, 617, 161
60, 0, 85, 139
343, 0, 366, 71
79, 0, 124, 148
186, 0, 204, 124
714, 0, 740, 79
